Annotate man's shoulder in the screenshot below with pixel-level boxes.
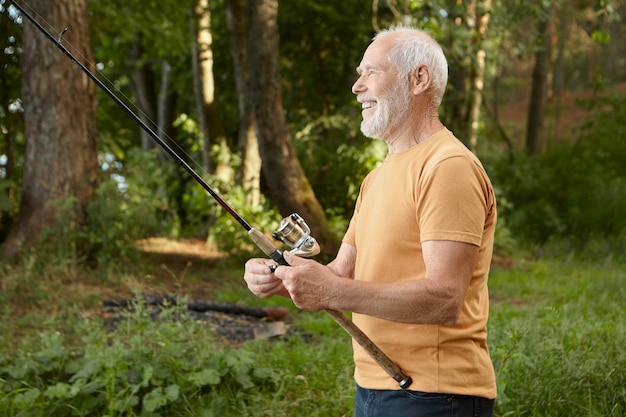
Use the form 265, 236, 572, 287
420, 131, 475, 169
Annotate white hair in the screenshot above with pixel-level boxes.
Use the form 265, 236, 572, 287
374, 27, 448, 105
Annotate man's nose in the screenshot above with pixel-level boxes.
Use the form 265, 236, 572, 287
352, 75, 365, 95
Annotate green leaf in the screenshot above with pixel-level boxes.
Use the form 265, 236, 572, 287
591, 29, 611, 44
44, 382, 73, 399
253, 366, 280, 384
165, 384, 180, 401
143, 387, 171, 412
12, 388, 41, 409
187, 368, 221, 387
141, 363, 154, 387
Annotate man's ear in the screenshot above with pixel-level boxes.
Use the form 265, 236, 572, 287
409, 64, 431, 96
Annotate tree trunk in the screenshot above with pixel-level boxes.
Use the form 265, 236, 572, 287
552, 6, 570, 141
525, 10, 552, 155
156, 60, 178, 162
130, 36, 177, 161
193, 0, 231, 181
129, 34, 158, 152
467, 0, 491, 152
442, 7, 470, 142
226, 0, 261, 207
1, 0, 99, 258
190, 4, 213, 174
245, 0, 340, 256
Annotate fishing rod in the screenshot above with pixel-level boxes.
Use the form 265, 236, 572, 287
9, 0, 412, 389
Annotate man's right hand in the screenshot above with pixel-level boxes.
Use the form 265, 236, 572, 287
243, 258, 291, 299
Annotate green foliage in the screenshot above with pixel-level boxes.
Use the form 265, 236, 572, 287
0, 0, 24, 240
202, 177, 282, 256
278, 0, 373, 118
293, 112, 387, 217
489, 258, 626, 416
0, 177, 17, 240
491, 94, 626, 245
82, 149, 179, 265
0, 300, 281, 416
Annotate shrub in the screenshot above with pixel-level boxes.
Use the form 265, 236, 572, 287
79, 149, 182, 266
0, 299, 281, 416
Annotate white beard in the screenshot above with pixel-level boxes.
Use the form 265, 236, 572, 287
360, 82, 411, 139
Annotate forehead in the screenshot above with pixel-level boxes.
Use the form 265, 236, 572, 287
357, 35, 397, 72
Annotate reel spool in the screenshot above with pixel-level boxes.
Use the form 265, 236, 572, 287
272, 213, 320, 257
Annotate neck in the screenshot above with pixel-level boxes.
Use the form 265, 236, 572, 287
384, 110, 445, 155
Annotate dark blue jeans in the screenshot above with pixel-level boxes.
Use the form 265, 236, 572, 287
354, 385, 495, 417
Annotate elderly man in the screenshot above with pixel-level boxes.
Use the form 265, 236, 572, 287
244, 27, 497, 417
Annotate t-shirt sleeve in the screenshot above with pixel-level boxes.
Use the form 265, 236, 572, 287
418, 156, 489, 246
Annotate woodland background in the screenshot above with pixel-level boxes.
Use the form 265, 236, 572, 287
0, 1, 625, 416
0, 0, 624, 259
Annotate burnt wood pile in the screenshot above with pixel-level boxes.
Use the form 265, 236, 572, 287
101, 295, 289, 343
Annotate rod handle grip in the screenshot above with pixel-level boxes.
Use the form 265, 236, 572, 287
248, 228, 287, 265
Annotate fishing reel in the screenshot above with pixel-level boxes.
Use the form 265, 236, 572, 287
272, 213, 320, 257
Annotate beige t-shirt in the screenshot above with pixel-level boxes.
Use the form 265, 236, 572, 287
343, 128, 497, 398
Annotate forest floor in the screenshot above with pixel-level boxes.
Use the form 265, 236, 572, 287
2, 238, 280, 347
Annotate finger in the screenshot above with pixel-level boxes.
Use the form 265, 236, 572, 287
253, 278, 285, 299
282, 251, 304, 265
245, 258, 277, 274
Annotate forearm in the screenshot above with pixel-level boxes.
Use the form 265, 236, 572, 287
328, 277, 463, 325
327, 240, 477, 325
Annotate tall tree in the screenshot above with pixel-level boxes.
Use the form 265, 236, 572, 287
129, 34, 158, 152
226, 0, 262, 206
466, 0, 491, 151
525, 4, 552, 154
191, 0, 231, 180
1, 0, 99, 258
128, 34, 178, 161
245, 0, 340, 255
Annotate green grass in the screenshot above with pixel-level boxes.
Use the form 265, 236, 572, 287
0, 250, 624, 416
488, 258, 625, 416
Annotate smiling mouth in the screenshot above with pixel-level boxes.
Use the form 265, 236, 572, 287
361, 100, 377, 111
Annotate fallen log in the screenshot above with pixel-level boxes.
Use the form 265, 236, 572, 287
102, 296, 288, 320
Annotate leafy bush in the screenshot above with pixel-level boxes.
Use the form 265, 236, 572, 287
83, 149, 180, 265
0, 300, 280, 416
